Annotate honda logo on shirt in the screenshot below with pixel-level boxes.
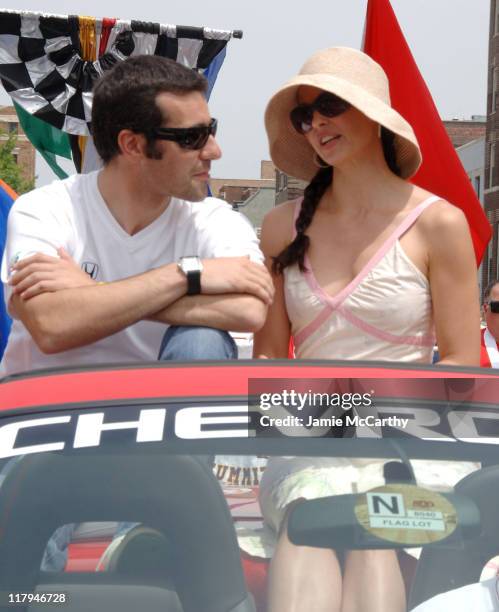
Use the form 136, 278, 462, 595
82, 261, 99, 279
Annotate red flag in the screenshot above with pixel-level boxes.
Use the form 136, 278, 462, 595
363, 0, 491, 264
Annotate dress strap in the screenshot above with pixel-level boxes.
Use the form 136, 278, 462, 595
370, 195, 442, 265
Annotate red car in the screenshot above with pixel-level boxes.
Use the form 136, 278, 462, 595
0, 360, 498, 611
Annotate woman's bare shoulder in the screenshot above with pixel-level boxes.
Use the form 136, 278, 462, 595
419, 195, 467, 229
412, 188, 470, 247
260, 198, 301, 256
263, 198, 300, 224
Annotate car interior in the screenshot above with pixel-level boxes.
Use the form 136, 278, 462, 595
0, 446, 497, 611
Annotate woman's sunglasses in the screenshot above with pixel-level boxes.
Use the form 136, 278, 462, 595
488, 300, 499, 313
150, 118, 217, 150
290, 93, 351, 134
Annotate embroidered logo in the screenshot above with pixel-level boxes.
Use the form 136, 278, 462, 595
82, 261, 99, 280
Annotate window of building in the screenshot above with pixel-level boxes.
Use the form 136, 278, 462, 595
485, 213, 493, 289
490, 143, 496, 188
474, 175, 481, 199
491, 68, 494, 114
275, 171, 287, 193
496, 225, 499, 279
8, 122, 17, 134
493, 69, 499, 112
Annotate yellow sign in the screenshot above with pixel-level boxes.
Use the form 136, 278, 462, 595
354, 484, 457, 546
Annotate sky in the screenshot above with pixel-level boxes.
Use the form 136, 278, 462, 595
0, 0, 491, 185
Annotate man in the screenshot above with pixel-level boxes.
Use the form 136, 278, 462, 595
480, 280, 499, 368
0, 55, 273, 376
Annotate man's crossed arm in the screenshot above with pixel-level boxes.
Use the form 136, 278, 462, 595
8, 250, 274, 354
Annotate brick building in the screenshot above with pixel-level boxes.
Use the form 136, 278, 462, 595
275, 171, 307, 205
484, 0, 499, 292
210, 161, 276, 232
0, 106, 35, 184
210, 161, 275, 205
443, 117, 486, 148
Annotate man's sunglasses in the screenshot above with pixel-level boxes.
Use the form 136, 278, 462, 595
150, 118, 217, 150
488, 300, 499, 313
290, 92, 351, 135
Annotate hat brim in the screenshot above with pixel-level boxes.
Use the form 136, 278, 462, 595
265, 74, 422, 181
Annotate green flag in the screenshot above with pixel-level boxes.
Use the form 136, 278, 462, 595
14, 102, 72, 179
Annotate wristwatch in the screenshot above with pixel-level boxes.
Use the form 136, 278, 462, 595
178, 256, 203, 295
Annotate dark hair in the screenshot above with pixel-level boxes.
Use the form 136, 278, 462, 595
484, 279, 499, 303
92, 55, 208, 163
272, 127, 402, 274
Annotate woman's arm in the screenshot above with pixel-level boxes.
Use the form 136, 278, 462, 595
425, 202, 481, 366
253, 205, 295, 359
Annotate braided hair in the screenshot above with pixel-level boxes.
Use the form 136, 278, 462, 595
272, 165, 332, 274
272, 127, 402, 274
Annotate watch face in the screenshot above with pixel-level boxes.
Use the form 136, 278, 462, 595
181, 257, 201, 273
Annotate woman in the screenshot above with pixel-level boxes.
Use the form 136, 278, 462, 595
253, 47, 480, 612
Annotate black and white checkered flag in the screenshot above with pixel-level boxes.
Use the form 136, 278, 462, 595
0, 9, 235, 137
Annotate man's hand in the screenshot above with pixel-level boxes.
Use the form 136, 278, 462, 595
200, 257, 274, 304
8, 248, 95, 300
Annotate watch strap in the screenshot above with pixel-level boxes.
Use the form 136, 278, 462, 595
186, 269, 201, 295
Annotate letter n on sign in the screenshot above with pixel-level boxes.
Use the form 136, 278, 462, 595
367, 492, 405, 517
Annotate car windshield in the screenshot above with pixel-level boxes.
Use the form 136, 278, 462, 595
0, 366, 498, 612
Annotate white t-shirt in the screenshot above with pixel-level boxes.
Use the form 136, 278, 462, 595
410, 578, 499, 612
0, 171, 263, 376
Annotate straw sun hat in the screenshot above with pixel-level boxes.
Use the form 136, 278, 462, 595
264, 47, 422, 181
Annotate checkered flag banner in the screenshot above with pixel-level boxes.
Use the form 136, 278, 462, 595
0, 9, 240, 137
